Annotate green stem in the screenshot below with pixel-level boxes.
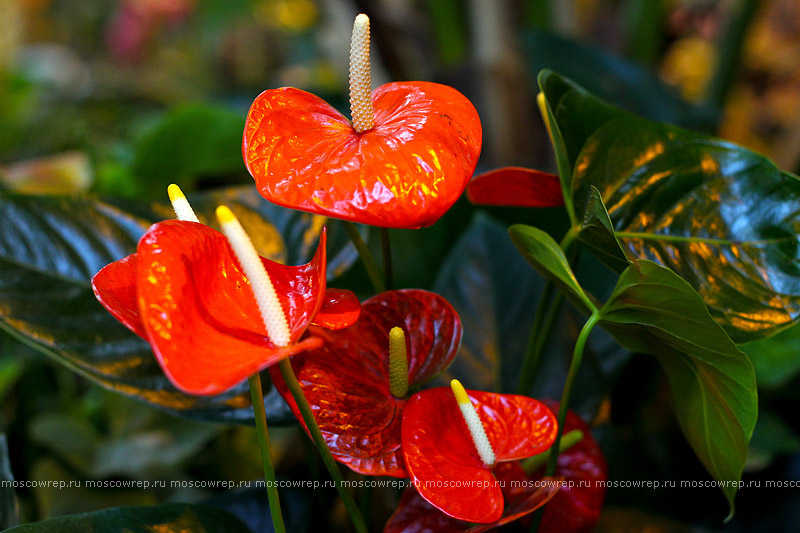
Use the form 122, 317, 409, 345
380, 227, 393, 290
545, 312, 601, 476
625, 0, 663, 65
343, 222, 386, 293
247, 374, 286, 533
704, 0, 760, 110
517, 281, 555, 394
278, 359, 368, 533
517, 227, 580, 394
521, 429, 584, 474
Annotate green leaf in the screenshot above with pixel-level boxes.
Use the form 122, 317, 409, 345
4, 503, 250, 532
599, 260, 757, 515
741, 322, 800, 389
543, 70, 800, 342
133, 105, 246, 194
0, 187, 356, 425
508, 224, 595, 315
579, 185, 631, 272
746, 410, 800, 471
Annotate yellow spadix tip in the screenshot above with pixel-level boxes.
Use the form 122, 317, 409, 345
216, 205, 236, 224
355, 13, 369, 26
167, 183, 185, 202
450, 379, 470, 405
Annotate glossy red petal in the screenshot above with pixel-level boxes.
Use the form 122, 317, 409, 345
384, 477, 561, 533
401, 388, 557, 523
466, 167, 563, 208
243, 83, 482, 229
270, 290, 461, 477
526, 401, 608, 533
310, 288, 361, 330
91, 253, 147, 338
136, 220, 327, 395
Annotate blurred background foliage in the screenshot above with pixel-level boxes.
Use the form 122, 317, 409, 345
2, 0, 800, 531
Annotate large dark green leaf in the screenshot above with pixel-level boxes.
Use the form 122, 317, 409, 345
4, 503, 249, 532
542, 70, 800, 342
525, 32, 715, 130
0, 187, 356, 424
599, 260, 757, 515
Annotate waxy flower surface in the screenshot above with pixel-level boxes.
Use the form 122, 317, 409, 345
269, 289, 461, 477
384, 467, 561, 533
466, 167, 563, 208
243, 83, 481, 229
92, 220, 360, 395
386, 401, 605, 532
242, 14, 482, 229
401, 386, 558, 523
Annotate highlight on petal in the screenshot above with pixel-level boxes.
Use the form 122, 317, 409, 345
269, 289, 462, 477
243, 82, 482, 229
400, 387, 557, 523
384, 475, 562, 533
311, 288, 361, 330
466, 167, 563, 208
92, 253, 147, 339
135, 220, 329, 395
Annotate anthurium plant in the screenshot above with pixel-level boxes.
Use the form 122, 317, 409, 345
2, 7, 798, 533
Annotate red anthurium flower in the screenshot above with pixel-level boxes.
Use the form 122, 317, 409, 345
269, 289, 461, 477
384, 470, 563, 533
92, 220, 360, 395
517, 400, 608, 533
401, 385, 558, 523
242, 15, 482, 229
466, 167, 563, 208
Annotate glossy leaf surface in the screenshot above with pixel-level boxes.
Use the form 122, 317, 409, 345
243, 82, 482, 228
384, 475, 560, 533
401, 387, 557, 523
579, 186, 631, 273
4, 503, 250, 532
0, 189, 356, 424
270, 290, 461, 477
599, 260, 757, 514
541, 70, 800, 342
466, 167, 563, 208
521, 400, 607, 533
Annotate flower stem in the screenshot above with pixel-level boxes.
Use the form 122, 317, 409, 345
545, 312, 600, 476
517, 280, 555, 394
380, 227, 393, 290
247, 373, 286, 533
529, 313, 600, 533
517, 227, 579, 394
343, 221, 386, 293
278, 359, 368, 533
